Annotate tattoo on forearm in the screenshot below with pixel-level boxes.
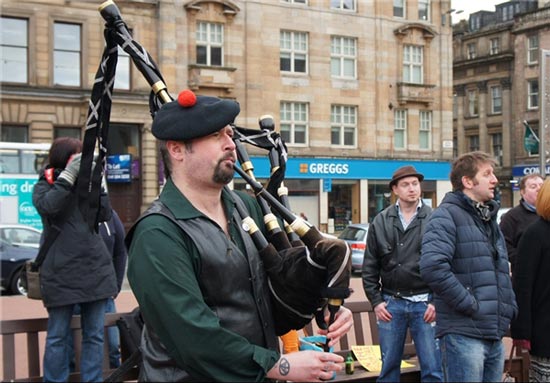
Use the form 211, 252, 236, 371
279, 357, 290, 376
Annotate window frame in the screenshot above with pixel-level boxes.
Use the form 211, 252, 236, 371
467, 42, 476, 59
490, 85, 502, 114
418, 0, 430, 21
280, 30, 308, 74
280, 101, 309, 146
489, 38, 500, 55
53, 21, 82, 87
0, 16, 28, 84
402, 45, 423, 84
330, 36, 357, 79
196, 21, 224, 67
419, 110, 432, 150
330, 104, 357, 148
394, 109, 407, 150
467, 89, 479, 117
527, 35, 539, 65
330, 0, 356, 11
528, 79, 539, 110
491, 132, 503, 166
468, 135, 480, 152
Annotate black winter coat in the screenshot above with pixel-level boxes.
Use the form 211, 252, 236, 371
420, 191, 517, 340
32, 168, 118, 308
511, 218, 550, 357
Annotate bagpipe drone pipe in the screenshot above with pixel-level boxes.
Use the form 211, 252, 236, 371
92, 0, 352, 338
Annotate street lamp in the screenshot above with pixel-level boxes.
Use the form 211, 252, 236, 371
442, 8, 463, 26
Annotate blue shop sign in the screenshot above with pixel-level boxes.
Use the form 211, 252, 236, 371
512, 164, 550, 177
245, 157, 450, 180
106, 154, 132, 183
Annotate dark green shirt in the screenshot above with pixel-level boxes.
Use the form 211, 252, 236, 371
128, 179, 280, 381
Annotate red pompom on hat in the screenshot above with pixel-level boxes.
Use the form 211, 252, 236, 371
177, 89, 197, 107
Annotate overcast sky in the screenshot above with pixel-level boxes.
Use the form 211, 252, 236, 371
451, 0, 502, 21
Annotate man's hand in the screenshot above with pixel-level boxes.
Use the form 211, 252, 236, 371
374, 302, 392, 322
423, 303, 436, 323
266, 350, 344, 382
317, 305, 353, 348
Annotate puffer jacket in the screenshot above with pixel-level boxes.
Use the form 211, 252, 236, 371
419, 191, 517, 340
32, 167, 118, 308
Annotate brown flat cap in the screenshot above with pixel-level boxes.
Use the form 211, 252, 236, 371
389, 165, 424, 188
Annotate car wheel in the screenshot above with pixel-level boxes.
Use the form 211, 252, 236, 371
10, 267, 27, 296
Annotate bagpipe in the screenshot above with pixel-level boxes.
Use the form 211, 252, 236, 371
87, 0, 352, 341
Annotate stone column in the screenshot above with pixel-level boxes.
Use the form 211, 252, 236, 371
477, 81, 488, 152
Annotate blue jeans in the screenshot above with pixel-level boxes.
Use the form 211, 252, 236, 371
440, 333, 504, 382
43, 299, 107, 382
377, 295, 442, 382
69, 298, 121, 370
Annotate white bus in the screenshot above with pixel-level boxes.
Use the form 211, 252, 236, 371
0, 142, 50, 229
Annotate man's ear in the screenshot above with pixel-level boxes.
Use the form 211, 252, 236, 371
166, 141, 185, 161
461, 175, 473, 190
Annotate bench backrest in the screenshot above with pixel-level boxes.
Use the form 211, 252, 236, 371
1, 312, 137, 382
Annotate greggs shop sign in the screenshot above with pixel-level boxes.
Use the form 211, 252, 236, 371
247, 157, 450, 181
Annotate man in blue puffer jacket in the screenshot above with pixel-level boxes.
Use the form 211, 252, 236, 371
420, 151, 517, 383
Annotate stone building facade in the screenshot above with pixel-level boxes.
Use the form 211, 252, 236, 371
452, 0, 550, 207
1, 0, 454, 231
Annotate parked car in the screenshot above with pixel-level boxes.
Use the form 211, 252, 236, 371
338, 223, 369, 273
0, 224, 42, 295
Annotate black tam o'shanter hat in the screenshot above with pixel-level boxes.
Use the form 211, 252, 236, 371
152, 90, 240, 141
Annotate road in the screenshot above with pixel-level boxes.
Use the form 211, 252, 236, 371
0, 275, 365, 380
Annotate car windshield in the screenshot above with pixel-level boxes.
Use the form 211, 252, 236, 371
339, 227, 366, 241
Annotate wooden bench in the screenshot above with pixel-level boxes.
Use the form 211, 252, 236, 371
305, 300, 530, 382
1, 312, 138, 382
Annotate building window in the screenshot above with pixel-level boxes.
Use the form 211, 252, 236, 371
403, 45, 423, 84
490, 38, 500, 55
528, 35, 538, 64
1, 17, 28, 83
54, 127, 81, 139
491, 86, 502, 114
467, 90, 478, 117
528, 79, 539, 109
330, 105, 357, 147
330, 36, 356, 79
196, 22, 223, 66
54, 22, 81, 86
282, 0, 306, 3
393, 0, 405, 17
468, 135, 480, 152
467, 43, 476, 59
280, 31, 308, 73
491, 133, 503, 166
280, 102, 308, 145
0, 125, 28, 142
419, 110, 432, 150
394, 109, 407, 149
330, 0, 355, 11
453, 93, 458, 119
418, 0, 430, 21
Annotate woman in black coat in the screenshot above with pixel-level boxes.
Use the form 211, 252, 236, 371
511, 178, 550, 382
32, 137, 117, 382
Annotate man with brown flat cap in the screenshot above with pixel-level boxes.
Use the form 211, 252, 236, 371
362, 165, 442, 382
126, 90, 352, 382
